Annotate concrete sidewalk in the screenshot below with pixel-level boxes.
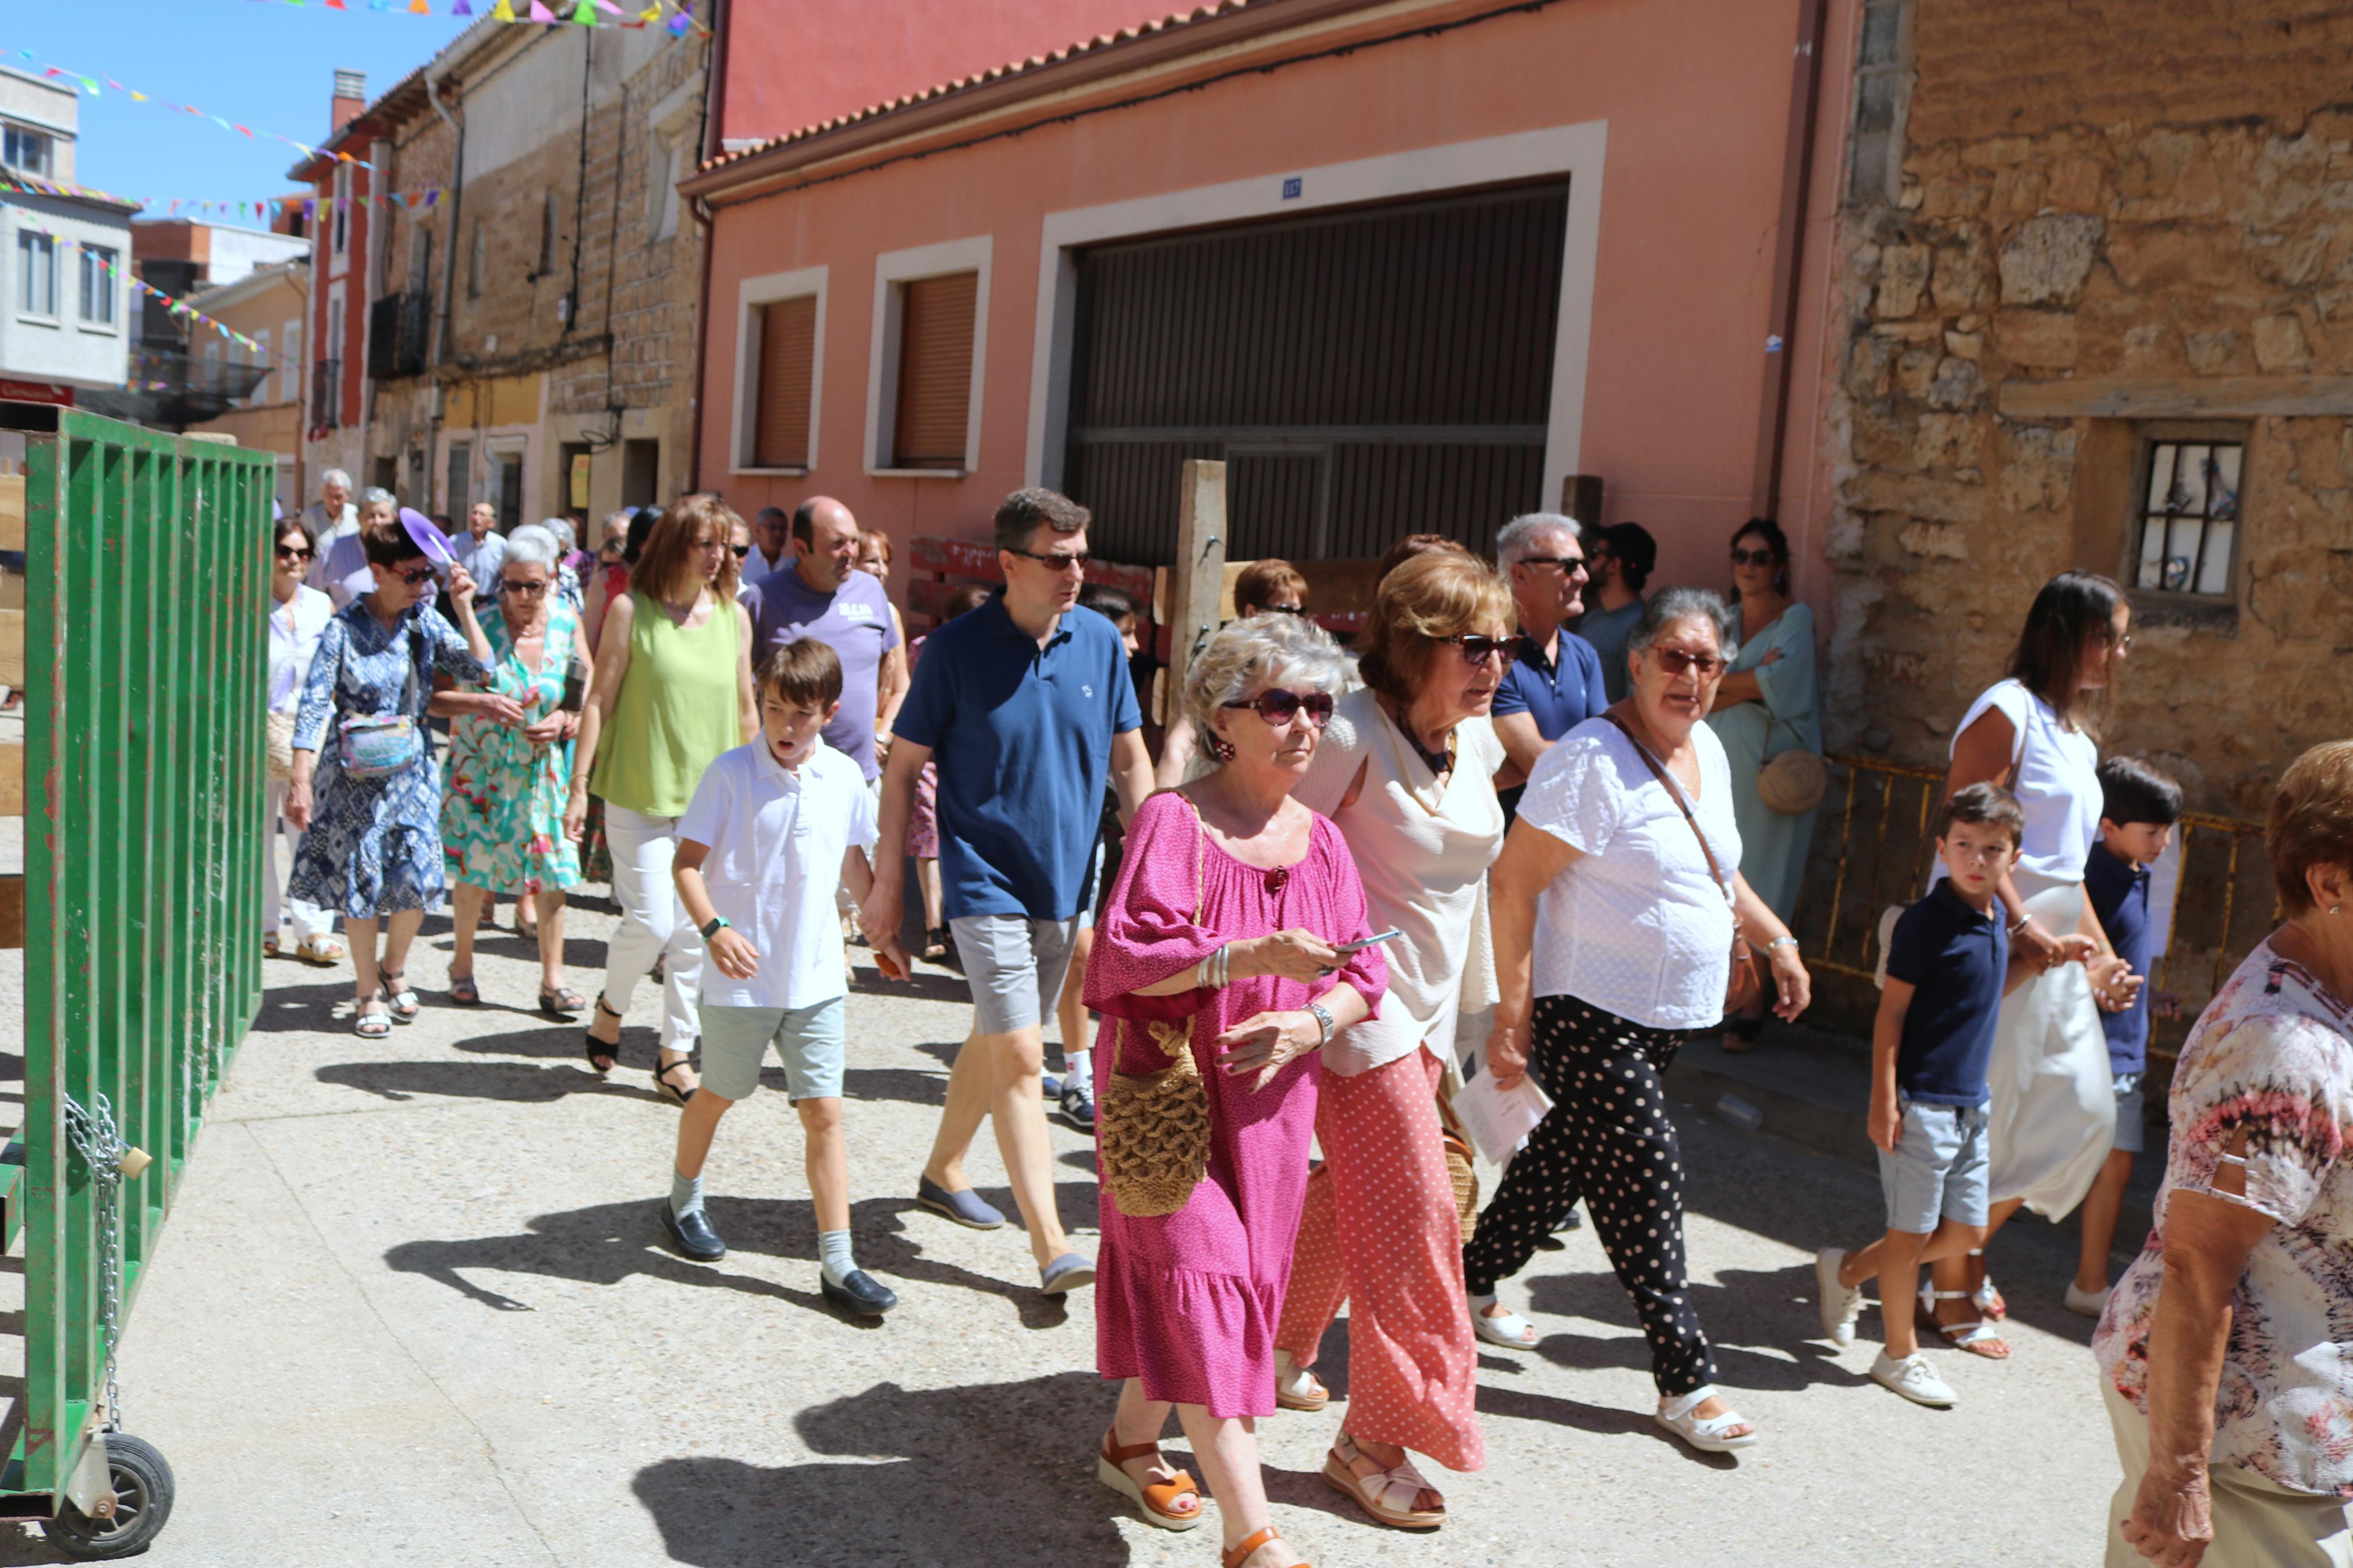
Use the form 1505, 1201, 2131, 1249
0, 891, 2121, 1565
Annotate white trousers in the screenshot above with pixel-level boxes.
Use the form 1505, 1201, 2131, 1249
602, 803, 703, 1053
264, 778, 335, 941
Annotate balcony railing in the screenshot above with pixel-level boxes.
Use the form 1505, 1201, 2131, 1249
311, 358, 341, 430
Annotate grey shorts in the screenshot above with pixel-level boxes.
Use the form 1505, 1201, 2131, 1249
950, 913, 1081, 1036
698, 997, 847, 1103
1877, 1099, 1990, 1233
2112, 1072, 2146, 1156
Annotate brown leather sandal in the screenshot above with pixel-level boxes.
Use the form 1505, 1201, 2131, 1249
1095, 1430, 1204, 1532
1222, 1526, 1311, 1568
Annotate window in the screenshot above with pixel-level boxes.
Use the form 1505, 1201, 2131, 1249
446, 440, 471, 511
648, 130, 681, 241
252, 328, 271, 401
76, 243, 115, 325
2132, 434, 2242, 598
283, 318, 301, 401
3, 125, 51, 177
753, 296, 816, 468
202, 338, 222, 392
332, 166, 350, 260
16, 232, 55, 317
891, 272, 978, 469
535, 190, 558, 278
494, 451, 524, 532
468, 219, 484, 300
622, 439, 659, 507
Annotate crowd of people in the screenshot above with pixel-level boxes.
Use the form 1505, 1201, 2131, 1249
256, 468, 2353, 1568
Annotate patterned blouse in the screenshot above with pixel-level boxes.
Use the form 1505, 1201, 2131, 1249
2093, 938, 2353, 1496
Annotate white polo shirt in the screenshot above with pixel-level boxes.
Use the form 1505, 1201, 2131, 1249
676, 737, 879, 1011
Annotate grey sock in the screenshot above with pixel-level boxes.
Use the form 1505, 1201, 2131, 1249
669, 1169, 703, 1218
819, 1228, 856, 1288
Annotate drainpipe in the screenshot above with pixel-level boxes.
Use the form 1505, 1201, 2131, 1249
685, 9, 725, 493
427, 65, 465, 511
1748, 0, 1832, 519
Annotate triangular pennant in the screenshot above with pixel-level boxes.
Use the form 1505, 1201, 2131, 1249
572, 0, 598, 23
530, 1, 557, 19
409, 0, 432, 13
452, 0, 473, 12
665, 9, 690, 33
129, 90, 147, 101
491, 0, 513, 16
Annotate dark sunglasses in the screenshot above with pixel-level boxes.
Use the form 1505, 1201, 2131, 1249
1005, 546, 1089, 572
1730, 547, 1779, 568
1650, 646, 1725, 678
393, 565, 438, 588
597, 539, 626, 557
275, 544, 313, 561
1221, 688, 1336, 727
1516, 554, 1586, 573
729, 543, 751, 558
1447, 633, 1532, 666
499, 578, 549, 596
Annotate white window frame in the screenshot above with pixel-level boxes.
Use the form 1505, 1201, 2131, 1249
865, 235, 991, 478
645, 77, 698, 244
16, 230, 56, 322
77, 242, 118, 331
2, 124, 52, 178
730, 264, 827, 476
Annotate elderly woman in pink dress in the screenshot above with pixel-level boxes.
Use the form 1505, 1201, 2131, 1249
1087, 614, 1385, 1568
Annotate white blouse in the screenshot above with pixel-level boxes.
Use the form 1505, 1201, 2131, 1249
1296, 688, 1506, 1075
1517, 717, 1742, 1031
267, 584, 336, 716
1945, 678, 2100, 883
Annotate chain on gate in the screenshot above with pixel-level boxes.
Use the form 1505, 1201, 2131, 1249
61, 1093, 134, 1432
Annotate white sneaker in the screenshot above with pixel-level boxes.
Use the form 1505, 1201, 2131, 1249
1815, 1247, 1863, 1346
1871, 1351, 1957, 1407
2064, 1281, 2111, 1317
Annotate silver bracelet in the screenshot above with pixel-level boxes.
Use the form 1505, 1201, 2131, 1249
1202, 944, 1227, 989
1765, 936, 1799, 951
1308, 1000, 1336, 1044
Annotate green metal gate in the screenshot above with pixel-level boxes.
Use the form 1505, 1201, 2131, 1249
3, 404, 271, 1557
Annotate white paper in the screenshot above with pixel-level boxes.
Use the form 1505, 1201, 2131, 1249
1452, 1066, 1553, 1167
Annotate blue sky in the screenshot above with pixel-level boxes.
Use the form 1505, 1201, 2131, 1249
5, 0, 474, 212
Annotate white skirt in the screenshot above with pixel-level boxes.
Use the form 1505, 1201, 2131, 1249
1988, 873, 2117, 1218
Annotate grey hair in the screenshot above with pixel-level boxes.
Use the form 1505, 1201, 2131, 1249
321, 468, 352, 491
538, 516, 576, 550
1182, 613, 1352, 742
1495, 512, 1580, 570
505, 525, 562, 573
1627, 587, 1739, 665
599, 509, 633, 540
360, 486, 396, 511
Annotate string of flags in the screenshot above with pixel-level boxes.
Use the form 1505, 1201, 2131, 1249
11, 51, 392, 173
0, 200, 294, 364
257, 0, 704, 35
0, 173, 447, 226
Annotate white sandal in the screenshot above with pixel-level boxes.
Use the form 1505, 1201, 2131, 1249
1918, 1283, 2011, 1359
1273, 1349, 1328, 1412
1655, 1384, 1760, 1452
1321, 1431, 1445, 1528
1469, 1295, 1539, 1348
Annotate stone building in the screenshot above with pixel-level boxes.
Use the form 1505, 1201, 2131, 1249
1818, 0, 2353, 816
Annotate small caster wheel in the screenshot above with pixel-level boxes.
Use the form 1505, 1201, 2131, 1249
41, 1432, 174, 1560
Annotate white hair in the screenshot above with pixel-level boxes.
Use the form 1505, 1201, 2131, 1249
1495, 512, 1580, 571
321, 468, 352, 492
505, 524, 562, 573
1183, 613, 1352, 739
1628, 586, 1739, 664
538, 516, 576, 550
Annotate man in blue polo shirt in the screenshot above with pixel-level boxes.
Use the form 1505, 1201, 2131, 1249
1490, 511, 1608, 820
861, 487, 1154, 1296
742, 496, 905, 782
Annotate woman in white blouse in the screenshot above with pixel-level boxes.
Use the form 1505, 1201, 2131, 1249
1464, 588, 1811, 1455
1269, 552, 1525, 1531
267, 516, 342, 963
1923, 571, 2135, 1356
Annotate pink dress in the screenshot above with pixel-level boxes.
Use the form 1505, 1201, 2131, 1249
1087, 790, 1385, 1418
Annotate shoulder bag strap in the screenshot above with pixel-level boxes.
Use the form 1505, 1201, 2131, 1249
1602, 712, 1734, 903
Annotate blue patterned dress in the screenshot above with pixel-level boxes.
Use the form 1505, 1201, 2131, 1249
439, 598, 585, 897
290, 598, 492, 918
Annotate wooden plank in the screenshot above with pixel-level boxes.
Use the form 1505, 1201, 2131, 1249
0, 472, 20, 550
1998, 374, 2353, 420
0, 874, 20, 950
0, 567, 22, 609
1162, 460, 1227, 727
0, 607, 20, 687
0, 739, 19, 815
1560, 473, 1605, 529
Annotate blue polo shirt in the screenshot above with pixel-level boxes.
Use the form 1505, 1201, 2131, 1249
2085, 841, 2154, 1075
893, 593, 1141, 922
1494, 626, 1607, 820
1884, 881, 2007, 1105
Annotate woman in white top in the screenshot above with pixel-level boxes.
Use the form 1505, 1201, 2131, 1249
1465, 589, 1812, 1455
1270, 552, 1525, 1530
267, 516, 342, 963
1924, 571, 2135, 1354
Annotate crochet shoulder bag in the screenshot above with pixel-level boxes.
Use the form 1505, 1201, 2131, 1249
1098, 800, 1216, 1218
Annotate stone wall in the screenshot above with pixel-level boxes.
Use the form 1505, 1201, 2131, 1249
1821, 0, 2353, 816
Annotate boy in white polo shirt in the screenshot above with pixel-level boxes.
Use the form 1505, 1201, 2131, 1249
662, 637, 908, 1317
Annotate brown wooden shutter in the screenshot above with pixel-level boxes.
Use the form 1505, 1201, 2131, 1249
753, 296, 816, 468
892, 271, 977, 468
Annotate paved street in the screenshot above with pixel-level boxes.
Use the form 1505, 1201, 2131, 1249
0, 890, 2118, 1566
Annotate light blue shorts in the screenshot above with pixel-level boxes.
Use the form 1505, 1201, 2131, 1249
1877, 1099, 1990, 1233
2111, 1072, 2146, 1157
698, 996, 847, 1103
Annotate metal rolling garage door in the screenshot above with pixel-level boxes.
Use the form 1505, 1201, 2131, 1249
1062, 181, 1567, 566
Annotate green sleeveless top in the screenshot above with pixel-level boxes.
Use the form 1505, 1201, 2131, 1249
590, 589, 741, 817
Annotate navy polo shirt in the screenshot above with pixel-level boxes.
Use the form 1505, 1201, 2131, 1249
2085, 842, 2154, 1075
893, 594, 1141, 922
1883, 881, 2007, 1106
1494, 626, 1608, 819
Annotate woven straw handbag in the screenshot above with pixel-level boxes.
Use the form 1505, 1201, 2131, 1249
1098, 797, 1216, 1218
1440, 1126, 1479, 1243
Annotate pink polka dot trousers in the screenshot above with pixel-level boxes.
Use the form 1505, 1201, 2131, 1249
1276, 1044, 1485, 1473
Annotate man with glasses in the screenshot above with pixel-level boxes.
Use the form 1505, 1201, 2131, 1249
1492, 511, 1609, 816
1575, 521, 1656, 705
861, 487, 1154, 1296
742, 497, 905, 784
746, 506, 793, 582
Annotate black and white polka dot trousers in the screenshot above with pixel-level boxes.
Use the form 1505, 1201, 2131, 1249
1462, 994, 1716, 1398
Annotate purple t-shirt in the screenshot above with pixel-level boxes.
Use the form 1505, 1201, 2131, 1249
742, 563, 900, 778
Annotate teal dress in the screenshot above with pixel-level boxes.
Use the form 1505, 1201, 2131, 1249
439, 599, 585, 896
1706, 601, 1822, 922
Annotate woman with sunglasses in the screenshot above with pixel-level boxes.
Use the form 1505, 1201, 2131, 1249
1265, 550, 1522, 1530
287, 512, 495, 1038
438, 525, 592, 1015
564, 495, 758, 1103
1707, 518, 1824, 1051
1086, 613, 1383, 1568
1464, 588, 1811, 1454
266, 517, 343, 965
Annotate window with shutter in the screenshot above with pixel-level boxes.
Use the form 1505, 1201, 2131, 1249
892, 272, 977, 469
753, 296, 816, 469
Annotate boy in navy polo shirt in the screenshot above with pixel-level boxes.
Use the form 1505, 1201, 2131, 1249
1815, 784, 2040, 1407
2067, 756, 2183, 1315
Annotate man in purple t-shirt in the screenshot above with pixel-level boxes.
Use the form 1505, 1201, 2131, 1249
743, 497, 906, 781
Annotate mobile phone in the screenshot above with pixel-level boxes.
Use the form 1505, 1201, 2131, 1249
1333, 929, 1403, 956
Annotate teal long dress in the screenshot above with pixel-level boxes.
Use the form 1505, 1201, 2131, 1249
1706, 600, 1822, 923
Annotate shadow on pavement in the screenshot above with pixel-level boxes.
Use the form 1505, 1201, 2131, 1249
836, 1066, 947, 1108
317, 1058, 661, 1105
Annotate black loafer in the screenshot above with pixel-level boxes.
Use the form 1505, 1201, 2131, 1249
659, 1201, 726, 1262
821, 1269, 897, 1316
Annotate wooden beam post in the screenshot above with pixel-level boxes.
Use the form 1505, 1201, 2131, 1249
1157, 460, 1229, 727
1559, 474, 1604, 531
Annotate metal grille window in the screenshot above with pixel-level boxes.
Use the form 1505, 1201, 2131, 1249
16, 231, 54, 316
753, 296, 816, 469
892, 272, 977, 469
2134, 437, 2241, 598
77, 244, 115, 325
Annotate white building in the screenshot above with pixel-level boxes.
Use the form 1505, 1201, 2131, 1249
0, 67, 131, 396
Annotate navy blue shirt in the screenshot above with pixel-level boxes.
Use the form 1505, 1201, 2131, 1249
1494, 626, 1608, 820
1884, 881, 2007, 1105
2085, 841, 2154, 1075
893, 594, 1141, 922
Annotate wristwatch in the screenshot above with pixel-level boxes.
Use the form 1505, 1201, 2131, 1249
1307, 1000, 1336, 1045
699, 916, 730, 941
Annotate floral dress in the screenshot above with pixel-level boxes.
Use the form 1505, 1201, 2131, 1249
441, 599, 585, 897
290, 599, 492, 918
